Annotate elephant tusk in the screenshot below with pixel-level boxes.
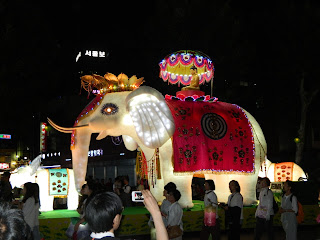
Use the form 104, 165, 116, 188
96, 130, 108, 140
47, 118, 89, 133
47, 118, 73, 133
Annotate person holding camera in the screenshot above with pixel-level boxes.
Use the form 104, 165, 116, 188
83, 190, 169, 240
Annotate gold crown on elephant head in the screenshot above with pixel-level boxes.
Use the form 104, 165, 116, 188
80, 73, 144, 95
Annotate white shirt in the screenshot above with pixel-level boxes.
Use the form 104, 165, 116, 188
161, 199, 171, 226
255, 187, 274, 219
91, 231, 115, 238
22, 197, 40, 228
204, 190, 219, 219
227, 192, 243, 220
123, 185, 131, 194
166, 202, 183, 230
281, 194, 298, 214
148, 198, 172, 228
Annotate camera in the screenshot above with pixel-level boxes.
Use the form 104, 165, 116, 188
131, 191, 144, 202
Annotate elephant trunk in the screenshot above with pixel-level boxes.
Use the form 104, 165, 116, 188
71, 128, 92, 193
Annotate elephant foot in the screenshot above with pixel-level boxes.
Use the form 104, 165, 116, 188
243, 199, 258, 207
178, 199, 194, 209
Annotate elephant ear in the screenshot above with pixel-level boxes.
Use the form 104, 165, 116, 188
126, 86, 175, 148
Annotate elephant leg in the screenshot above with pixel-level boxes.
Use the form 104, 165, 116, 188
157, 141, 194, 208
40, 195, 55, 212
36, 170, 55, 211
67, 193, 79, 210
238, 175, 258, 205
205, 173, 258, 206
150, 179, 165, 203
205, 174, 230, 204
172, 175, 194, 208
152, 174, 193, 208
67, 170, 79, 210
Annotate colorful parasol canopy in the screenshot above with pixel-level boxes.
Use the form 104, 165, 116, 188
159, 50, 214, 86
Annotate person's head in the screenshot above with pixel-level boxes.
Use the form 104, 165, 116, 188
123, 175, 129, 185
2, 172, 11, 181
84, 180, 96, 196
80, 184, 86, 196
283, 180, 294, 194
32, 183, 40, 204
0, 202, 31, 240
229, 180, 241, 193
167, 189, 181, 203
190, 66, 197, 74
261, 177, 271, 188
22, 182, 39, 204
204, 180, 215, 191
85, 192, 123, 233
163, 182, 177, 197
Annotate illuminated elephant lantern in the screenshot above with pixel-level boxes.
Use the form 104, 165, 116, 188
49, 79, 266, 208
258, 159, 307, 182
10, 156, 78, 212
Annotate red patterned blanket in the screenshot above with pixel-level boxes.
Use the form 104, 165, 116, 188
165, 99, 255, 173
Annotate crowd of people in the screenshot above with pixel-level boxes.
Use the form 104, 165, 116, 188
0, 172, 41, 240
0, 170, 301, 240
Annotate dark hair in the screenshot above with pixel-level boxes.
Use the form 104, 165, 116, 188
85, 192, 123, 233
230, 180, 241, 193
86, 180, 97, 193
205, 180, 215, 190
164, 182, 177, 192
123, 175, 129, 183
32, 183, 40, 205
22, 182, 39, 204
190, 66, 197, 71
263, 177, 271, 187
0, 202, 32, 240
84, 180, 99, 208
168, 189, 181, 202
2, 172, 10, 178
284, 180, 294, 193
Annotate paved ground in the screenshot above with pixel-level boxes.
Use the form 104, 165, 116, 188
123, 225, 320, 240
183, 225, 320, 239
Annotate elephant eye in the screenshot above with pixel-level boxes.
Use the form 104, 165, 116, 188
101, 103, 119, 115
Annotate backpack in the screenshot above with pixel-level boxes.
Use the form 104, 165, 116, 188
268, 189, 279, 214
272, 197, 279, 214
290, 195, 304, 224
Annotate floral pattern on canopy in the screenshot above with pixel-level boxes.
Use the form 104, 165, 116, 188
159, 50, 214, 86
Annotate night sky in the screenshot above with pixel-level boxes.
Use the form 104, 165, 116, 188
1, 1, 319, 162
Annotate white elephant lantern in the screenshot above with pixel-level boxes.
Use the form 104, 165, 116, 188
49, 73, 267, 207
10, 156, 78, 212
259, 159, 307, 182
